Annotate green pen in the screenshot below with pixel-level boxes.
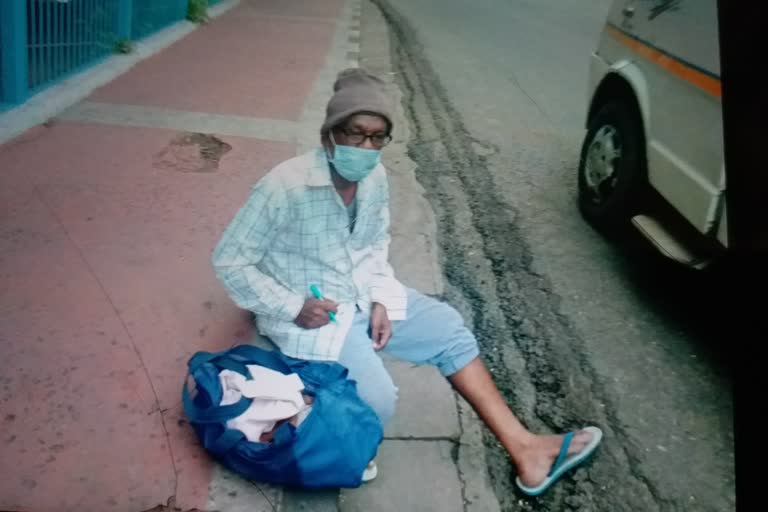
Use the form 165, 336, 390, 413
310, 284, 337, 324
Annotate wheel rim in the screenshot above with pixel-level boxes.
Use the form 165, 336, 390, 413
584, 124, 623, 204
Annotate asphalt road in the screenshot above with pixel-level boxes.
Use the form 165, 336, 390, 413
370, 0, 735, 510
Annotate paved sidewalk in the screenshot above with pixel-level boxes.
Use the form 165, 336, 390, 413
0, 1, 500, 511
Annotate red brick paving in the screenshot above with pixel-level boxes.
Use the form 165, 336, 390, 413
0, 0, 341, 509
90, 3, 339, 120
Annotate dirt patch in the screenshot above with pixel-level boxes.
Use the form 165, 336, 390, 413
154, 133, 232, 173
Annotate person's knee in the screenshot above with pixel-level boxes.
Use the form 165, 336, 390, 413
429, 298, 466, 329
433, 303, 480, 375
360, 379, 398, 426
435, 302, 475, 344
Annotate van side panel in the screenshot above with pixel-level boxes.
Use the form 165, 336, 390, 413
643, 0, 724, 235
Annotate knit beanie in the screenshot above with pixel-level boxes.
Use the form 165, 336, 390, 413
320, 68, 393, 135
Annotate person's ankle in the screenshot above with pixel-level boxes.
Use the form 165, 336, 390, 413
506, 430, 538, 462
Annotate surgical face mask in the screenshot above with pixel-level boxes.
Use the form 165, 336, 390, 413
326, 132, 381, 182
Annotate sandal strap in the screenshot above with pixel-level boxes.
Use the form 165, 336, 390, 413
548, 432, 574, 477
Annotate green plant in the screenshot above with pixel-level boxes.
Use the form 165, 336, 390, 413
114, 39, 134, 54
187, 0, 210, 23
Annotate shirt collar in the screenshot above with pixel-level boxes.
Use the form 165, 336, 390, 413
305, 147, 334, 187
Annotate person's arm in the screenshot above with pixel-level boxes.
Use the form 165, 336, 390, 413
212, 178, 305, 322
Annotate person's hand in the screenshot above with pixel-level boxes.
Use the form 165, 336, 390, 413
294, 298, 338, 329
370, 303, 391, 351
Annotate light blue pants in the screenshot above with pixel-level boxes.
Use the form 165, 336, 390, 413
337, 288, 480, 427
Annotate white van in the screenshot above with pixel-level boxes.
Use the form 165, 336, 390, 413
578, 0, 725, 268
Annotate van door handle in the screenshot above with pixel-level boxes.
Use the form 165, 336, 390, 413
622, 6, 635, 17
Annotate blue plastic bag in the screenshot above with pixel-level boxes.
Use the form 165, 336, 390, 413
182, 344, 383, 488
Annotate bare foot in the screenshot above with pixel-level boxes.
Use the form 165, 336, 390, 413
515, 430, 593, 488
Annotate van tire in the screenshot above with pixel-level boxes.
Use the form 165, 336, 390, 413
577, 100, 647, 235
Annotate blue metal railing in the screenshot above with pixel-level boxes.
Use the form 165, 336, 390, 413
26, 0, 119, 92
131, 0, 187, 40
1, 1, 29, 106
1, 0, 192, 108
0, 13, 5, 103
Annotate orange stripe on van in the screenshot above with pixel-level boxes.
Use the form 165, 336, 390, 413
606, 25, 722, 98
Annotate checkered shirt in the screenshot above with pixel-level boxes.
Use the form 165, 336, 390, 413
212, 148, 408, 360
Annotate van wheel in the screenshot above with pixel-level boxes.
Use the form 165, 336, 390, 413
577, 100, 647, 234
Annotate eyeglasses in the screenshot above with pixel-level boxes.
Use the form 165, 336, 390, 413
336, 128, 392, 148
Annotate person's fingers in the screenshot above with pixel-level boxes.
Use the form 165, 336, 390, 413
382, 324, 392, 344
319, 299, 338, 313
372, 320, 390, 350
375, 327, 391, 351
370, 319, 382, 344
313, 311, 330, 327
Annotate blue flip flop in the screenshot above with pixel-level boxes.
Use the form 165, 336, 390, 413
515, 426, 603, 496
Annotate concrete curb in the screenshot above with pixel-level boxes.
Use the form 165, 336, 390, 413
0, 0, 240, 146
295, 1, 363, 156
362, 2, 500, 512
456, 397, 503, 512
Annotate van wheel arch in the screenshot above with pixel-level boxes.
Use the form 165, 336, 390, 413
578, 74, 650, 234
587, 73, 646, 131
